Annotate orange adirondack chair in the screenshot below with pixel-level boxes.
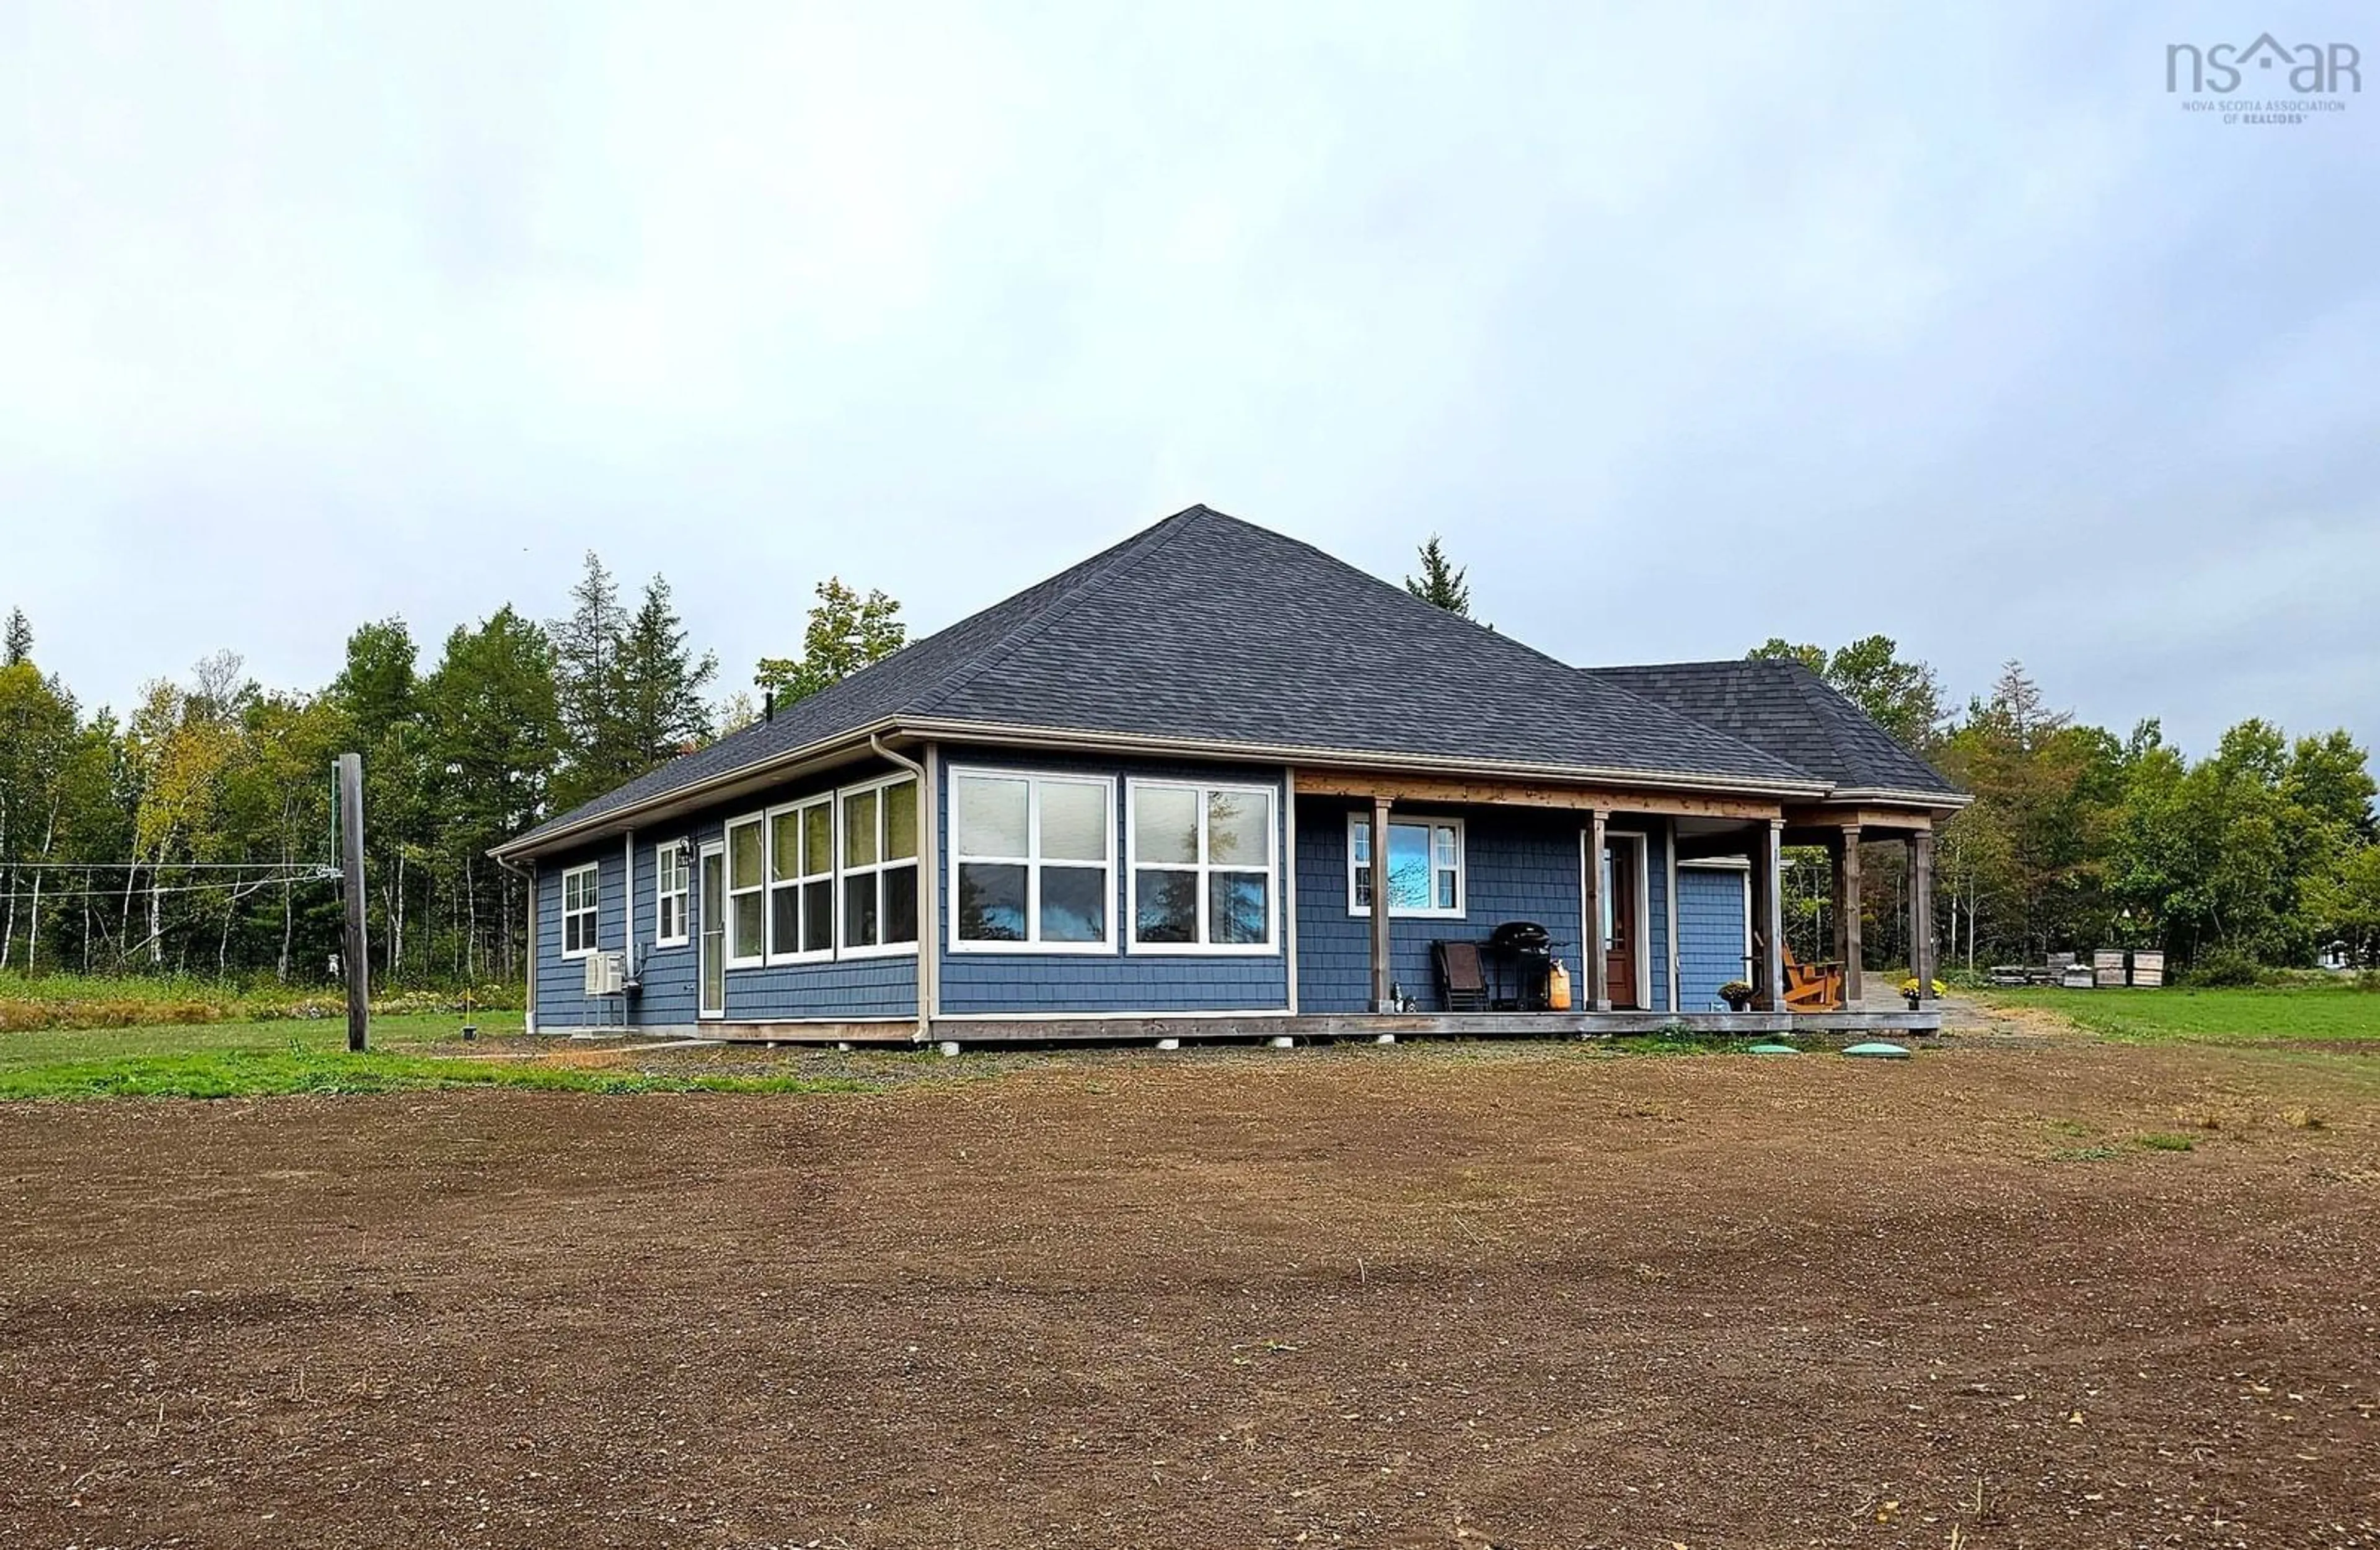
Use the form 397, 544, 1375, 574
1781, 945, 1844, 1011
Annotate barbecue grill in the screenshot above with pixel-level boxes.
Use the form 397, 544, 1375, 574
1486, 920, 1555, 1010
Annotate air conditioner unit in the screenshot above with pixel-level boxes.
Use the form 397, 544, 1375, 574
583, 950, 628, 997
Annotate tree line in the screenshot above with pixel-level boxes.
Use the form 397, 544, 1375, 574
4, 541, 2373, 990
0, 559, 903, 988
1750, 639, 2378, 977
1404, 540, 2379, 977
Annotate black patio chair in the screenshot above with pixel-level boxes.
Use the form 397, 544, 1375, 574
1434, 940, 1490, 1013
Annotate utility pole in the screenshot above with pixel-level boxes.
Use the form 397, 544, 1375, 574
336, 752, 369, 1052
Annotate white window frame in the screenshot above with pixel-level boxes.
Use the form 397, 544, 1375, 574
653, 841, 690, 948
1125, 778, 1279, 956
723, 813, 767, 969
837, 772, 921, 960
764, 793, 836, 965
946, 767, 1117, 954
1347, 813, 1465, 919
560, 862, 601, 959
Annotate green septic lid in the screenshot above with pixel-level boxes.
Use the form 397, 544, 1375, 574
1843, 1041, 1911, 1059
1745, 1042, 1800, 1055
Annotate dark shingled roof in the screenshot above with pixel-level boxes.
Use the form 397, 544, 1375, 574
501, 506, 1827, 853
1584, 659, 1960, 798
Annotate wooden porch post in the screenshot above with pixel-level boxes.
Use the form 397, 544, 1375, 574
1908, 829, 1936, 1002
1583, 808, 1609, 1011
1750, 819, 1784, 1011
1831, 824, 1864, 1009
1369, 796, 1394, 1012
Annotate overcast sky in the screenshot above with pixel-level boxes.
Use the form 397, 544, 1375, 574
3, 2, 2374, 757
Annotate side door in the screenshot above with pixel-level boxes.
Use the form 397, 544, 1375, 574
697, 840, 726, 1020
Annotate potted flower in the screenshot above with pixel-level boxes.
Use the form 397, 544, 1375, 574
1719, 980, 1756, 1011
1899, 975, 1946, 1010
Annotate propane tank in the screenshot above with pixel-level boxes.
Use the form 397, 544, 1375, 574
1546, 958, 1573, 1012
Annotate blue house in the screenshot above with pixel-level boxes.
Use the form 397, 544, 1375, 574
491, 507, 1966, 1042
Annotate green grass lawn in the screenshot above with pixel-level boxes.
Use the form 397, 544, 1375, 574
1978, 984, 2380, 1044
0, 1012, 865, 1101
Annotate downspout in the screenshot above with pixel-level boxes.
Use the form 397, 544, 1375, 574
870, 734, 935, 1043
495, 853, 537, 1034
622, 828, 636, 1029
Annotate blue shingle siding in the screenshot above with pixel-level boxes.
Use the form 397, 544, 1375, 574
533, 839, 630, 1031
934, 747, 1292, 1015
1294, 801, 1677, 1014
1676, 863, 1752, 1013
532, 758, 921, 1029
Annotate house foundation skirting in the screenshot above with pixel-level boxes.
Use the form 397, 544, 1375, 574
558, 1010, 1942, 1046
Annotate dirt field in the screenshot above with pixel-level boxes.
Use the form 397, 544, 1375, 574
4, 1028, 2377, 1548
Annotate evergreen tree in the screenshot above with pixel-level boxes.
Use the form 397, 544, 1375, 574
618, 575, 718, 763
549, 552, 635, 809
754, 579, 906, 707
4, 607, 32, 667
1403, 535, 1473, 617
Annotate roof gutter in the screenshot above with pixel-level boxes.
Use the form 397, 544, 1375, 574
488, 718, 901, 861
1818, 786, 1976, 811
890, 717, 1835, 800
493, 715, 1841, 862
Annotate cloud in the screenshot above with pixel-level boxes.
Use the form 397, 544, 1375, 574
1, 1, 2372, 759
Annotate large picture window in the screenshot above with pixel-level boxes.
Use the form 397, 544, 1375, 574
840, 776, 919, 954
724, 814, 766, 966
561, 863, 600, 957
767, 795, 834, 961
950, 770, 1113, 950
1128, 780, 1277, 952
1349, 814, 1464, 918
654, 843, 689, 946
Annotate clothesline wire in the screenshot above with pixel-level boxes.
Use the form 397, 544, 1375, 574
0, 872, 340, 902
4, 860, 340, 871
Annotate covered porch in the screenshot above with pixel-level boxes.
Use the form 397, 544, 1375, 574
1673, 802, 1944, 1015
1293, 767, 1944, 1034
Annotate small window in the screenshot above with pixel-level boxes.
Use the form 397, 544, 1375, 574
950, 770, 1114, 951
561, 863, 601, 958
840, 776, 919, 955
725, 815, 766, 967
767, 796, 834, 961
653, 843, 689, 946
1349, 814, 1464, 918
1128, 780, 1277, 953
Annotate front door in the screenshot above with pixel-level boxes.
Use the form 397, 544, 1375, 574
697, 841, 726, 1020
1598, 838, 1642, 1010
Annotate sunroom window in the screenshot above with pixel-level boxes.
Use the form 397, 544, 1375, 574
1129, 781, 1276, 951
767, 796, 833, 959
840, 777, 919, 952
725, 815, 766, 966
1349, 815, 1463, 918
951, 771, 1113, 948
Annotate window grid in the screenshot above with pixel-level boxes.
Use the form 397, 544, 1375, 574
948, 769, 1116, 953
765, 795, 835, 963
653, 843, 689, 946
561, 863, 600, 958
1126, 779, 1277, 954
1348, 814, 1465, 918
724, 815, 766, 967
840, 775, 920, 957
